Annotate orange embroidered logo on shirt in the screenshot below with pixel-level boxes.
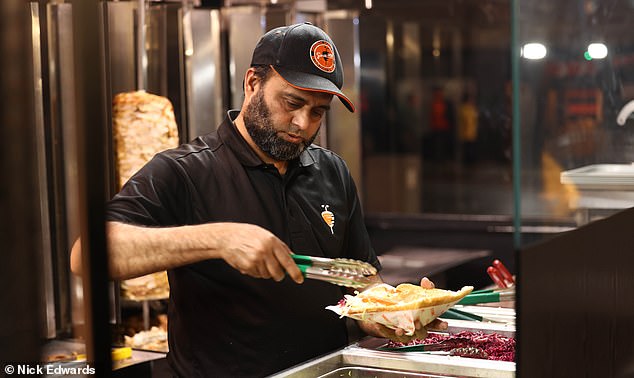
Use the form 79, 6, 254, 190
310, 40, 336, 73
321, 205, 335, 234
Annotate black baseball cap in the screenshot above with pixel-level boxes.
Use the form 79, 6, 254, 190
250, 23, 355, 112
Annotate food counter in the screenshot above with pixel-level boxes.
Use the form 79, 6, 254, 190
42, 339, 166, 377
272, 312, 516, 378
560, 163, 634, 224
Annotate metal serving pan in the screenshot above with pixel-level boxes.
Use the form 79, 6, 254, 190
271, 320, 516, 378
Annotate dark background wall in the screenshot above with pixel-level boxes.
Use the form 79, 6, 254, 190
366, 214, 568, 290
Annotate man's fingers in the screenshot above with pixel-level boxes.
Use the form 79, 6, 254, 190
420, 277, 435, 289
263, 253, 286, 282
275, 249, 304, 284
427, 319, 448, 331
413, 327, 429, 341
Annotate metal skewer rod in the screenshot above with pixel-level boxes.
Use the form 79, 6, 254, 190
136, 0, 147, 90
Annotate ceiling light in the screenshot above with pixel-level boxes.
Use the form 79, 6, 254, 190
521, 43, 547, 60
587, 43, 608, 59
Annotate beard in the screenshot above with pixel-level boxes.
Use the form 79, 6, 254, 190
243, 89, 319, 161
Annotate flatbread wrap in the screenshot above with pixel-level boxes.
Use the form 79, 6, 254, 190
327, 283, 473, 335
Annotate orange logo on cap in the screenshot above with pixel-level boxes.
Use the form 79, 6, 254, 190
310, 40, 336, 73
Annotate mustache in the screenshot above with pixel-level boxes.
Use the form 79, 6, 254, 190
279, 129, 312, 145
288, 128, 319, 148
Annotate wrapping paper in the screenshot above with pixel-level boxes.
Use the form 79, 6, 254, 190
327, 299, 461, 336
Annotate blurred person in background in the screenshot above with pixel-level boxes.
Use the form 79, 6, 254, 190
458, 92, 479, 166
425, 86, 455, 162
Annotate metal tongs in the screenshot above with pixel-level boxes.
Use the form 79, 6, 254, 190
292, 254, 377, 289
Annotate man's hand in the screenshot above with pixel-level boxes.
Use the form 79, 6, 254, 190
357, 277, 448, 343
73, 221, 306, 282
217, 223, 304, 284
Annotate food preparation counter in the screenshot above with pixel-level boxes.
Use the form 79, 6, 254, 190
271, 316, 516, 378
42, 339, 166, 377
560, 163, 634, 224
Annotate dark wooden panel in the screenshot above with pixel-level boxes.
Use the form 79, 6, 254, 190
518, 208, 634, 377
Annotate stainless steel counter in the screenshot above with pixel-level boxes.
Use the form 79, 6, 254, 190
271, 317, 516, 378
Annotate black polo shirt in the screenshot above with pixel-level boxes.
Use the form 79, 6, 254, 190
107, 110, 381, 377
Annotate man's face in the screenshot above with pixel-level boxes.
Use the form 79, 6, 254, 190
242, 72, 332, 161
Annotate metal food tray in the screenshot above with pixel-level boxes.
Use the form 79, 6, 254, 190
271, 320, 515, 378
561, 164, 634, 190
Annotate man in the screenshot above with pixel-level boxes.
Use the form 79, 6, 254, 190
427, 86, 455, 162
458, 92, 479, 165
72, 23, 440, 377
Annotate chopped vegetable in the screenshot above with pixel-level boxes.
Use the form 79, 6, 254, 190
386, 331, 515, 362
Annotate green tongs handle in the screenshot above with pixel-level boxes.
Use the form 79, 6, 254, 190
291, 254, 313, 268
457, 291, 514, 305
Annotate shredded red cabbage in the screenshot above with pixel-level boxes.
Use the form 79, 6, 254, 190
385, 331, 515, 362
